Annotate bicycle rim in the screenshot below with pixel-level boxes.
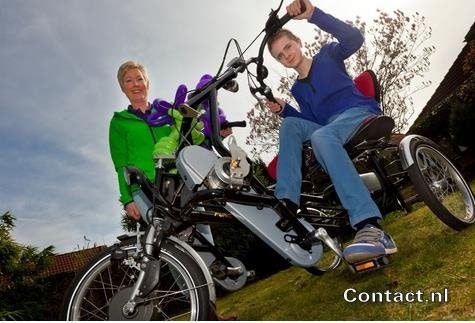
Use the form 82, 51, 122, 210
66, 246, 204, 320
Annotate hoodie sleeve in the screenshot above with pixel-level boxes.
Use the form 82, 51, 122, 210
309, 7, 364, 60
108, 116, 133, 205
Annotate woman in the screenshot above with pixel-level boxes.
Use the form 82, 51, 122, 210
109, 60, 172, 220
109, 61, 236, 320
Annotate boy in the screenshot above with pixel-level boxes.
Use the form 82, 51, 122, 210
265, 0, 397, 264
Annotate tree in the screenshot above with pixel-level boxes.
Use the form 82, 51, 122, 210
246, 9, 435, 157
448, 73, 475, 150
121, 209, 137, 232
0, 211, 55, 320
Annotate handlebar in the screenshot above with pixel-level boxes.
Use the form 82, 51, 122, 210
276, 0, 307, 28
222, 120, 247, 129
264, 1, 306, 35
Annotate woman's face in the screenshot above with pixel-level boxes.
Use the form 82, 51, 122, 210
121, 68, 149, 104
270, 35, 303, 69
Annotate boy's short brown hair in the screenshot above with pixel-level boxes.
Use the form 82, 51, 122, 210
267, 28, 300, 53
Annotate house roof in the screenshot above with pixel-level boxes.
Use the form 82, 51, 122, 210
40, 245, 107, 277
415, 21, 475, 120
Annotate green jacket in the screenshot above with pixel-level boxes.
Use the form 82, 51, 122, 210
109, 109, 172, 205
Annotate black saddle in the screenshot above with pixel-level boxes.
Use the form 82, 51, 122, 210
344, 115, 395, 157
303, 115, 395, 162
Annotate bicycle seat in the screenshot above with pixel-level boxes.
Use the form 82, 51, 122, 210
344, 115, 395, 157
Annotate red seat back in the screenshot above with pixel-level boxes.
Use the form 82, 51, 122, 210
267, 155, 278, 181
354, 70, 380, 102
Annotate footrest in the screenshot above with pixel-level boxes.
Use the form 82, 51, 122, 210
348, 256, 389, 273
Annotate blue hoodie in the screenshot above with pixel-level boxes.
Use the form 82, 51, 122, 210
281, 7, 381, 125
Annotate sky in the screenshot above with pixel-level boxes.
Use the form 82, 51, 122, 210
1, 0, 474, 254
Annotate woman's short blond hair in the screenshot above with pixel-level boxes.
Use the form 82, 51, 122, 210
117, 60, 149, 89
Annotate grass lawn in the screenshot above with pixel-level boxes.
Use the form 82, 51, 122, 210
217, 184, 475, 320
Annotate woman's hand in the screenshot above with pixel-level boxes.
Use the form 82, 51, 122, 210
125, 202, 141, 221
220, 127, 233, 138
264, 98, 286, 114
286, 0, 315, 20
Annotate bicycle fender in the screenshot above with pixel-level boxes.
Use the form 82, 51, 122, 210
167, 235, 217, 303
398, 134, 438, 169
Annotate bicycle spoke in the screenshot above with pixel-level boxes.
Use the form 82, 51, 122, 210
417, 146, 474, 220
80, 296, 109, 320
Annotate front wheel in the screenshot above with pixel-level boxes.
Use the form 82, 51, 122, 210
406, 140, 475, 230
62, 240, 210, 320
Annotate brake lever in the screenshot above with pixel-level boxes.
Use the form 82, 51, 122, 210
262, 86, 277, 103
256, 64, 269, 84
250, 84, 278, 104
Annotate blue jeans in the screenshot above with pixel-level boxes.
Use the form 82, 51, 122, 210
275, 107, 382, 228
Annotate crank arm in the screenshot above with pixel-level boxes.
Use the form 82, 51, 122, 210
310, 227, 343, 258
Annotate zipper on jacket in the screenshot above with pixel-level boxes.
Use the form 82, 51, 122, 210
122, 109, 158, 143
148, 126, 157, 143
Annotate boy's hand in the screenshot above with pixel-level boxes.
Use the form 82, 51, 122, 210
264, 98, 286, 114
286, 0, 315, 20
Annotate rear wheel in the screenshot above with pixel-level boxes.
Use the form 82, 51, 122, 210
62, 240, 210, 320
407, 141, 475, 230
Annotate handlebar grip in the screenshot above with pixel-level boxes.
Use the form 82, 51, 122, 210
278, 0, 307, 27
279, 12, 292, 27
222, 121, 247, 129
263, 86, 278, 104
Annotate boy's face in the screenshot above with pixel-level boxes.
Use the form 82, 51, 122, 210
270, 35, 302, 69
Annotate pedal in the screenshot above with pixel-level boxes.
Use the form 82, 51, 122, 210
348, 256, 389, 273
